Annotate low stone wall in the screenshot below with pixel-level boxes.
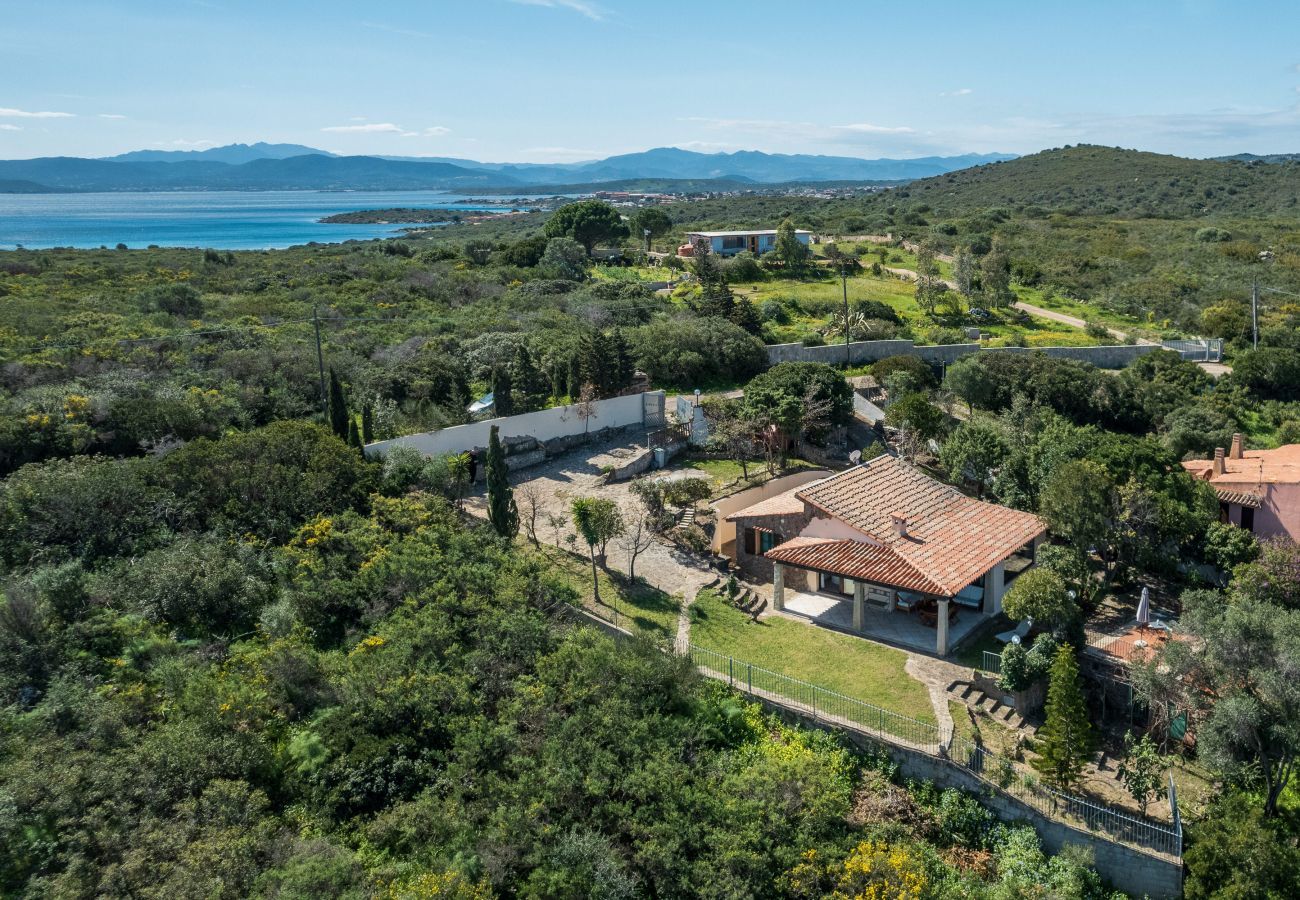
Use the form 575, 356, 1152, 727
765, 339, 1161, 370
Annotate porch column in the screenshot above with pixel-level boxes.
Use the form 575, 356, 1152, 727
936, 599, 950, 656
852, 581, 865, 632
773, 562, 785, 612
988, 563, 1006, 616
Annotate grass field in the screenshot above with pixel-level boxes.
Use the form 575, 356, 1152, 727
688, 589, 936, 722
681, 456, 820, 497
542, 546, 681, 642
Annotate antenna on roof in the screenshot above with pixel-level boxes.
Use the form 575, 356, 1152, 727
849, 450, 862, 465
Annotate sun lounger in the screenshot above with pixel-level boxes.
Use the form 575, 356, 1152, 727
995, 618, 1033, 644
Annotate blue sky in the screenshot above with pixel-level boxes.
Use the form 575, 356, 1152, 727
3, 0, 1300, 161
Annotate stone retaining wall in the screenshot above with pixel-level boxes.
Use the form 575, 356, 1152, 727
766, 339, 1161, 370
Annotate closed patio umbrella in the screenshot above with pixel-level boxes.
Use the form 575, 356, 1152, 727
1136, 586, 1150, 628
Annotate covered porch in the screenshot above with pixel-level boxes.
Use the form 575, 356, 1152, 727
772, 560, 990, 656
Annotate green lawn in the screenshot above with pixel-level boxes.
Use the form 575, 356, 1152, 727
541, 546, 681, 642
689, 590, 936, 723
732, 270, 1119, 349
681, 456, 819, 497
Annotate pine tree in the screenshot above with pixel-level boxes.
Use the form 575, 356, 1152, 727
731, 294, 763, 336
691, 237, 735, 320
485, 425, 518, 538
360, 403, 375, 444
327, 368, 349, 440
609, 328, 634, 392
1035, 645, 1093, 790
491, 367, 514, 418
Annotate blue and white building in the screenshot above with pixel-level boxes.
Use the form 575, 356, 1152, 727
683, 228, 813, 257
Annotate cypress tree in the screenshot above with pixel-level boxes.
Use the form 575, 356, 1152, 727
1035, 645, 1093, 790
579, 330, 613, 397
347, 417, 363, 452
491, 367, 514, 418
610, 327, 634, 392
511, 343, 548, 412
485, 425, 518, 538
361, 403, 375, 444
567, 355, 581, 402
327, 368, 349, 440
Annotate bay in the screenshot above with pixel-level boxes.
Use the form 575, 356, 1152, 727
0, 190, 532, 250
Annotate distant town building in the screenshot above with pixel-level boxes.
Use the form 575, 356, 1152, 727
1183, 434, 1300, 540
680, 228, 812, 257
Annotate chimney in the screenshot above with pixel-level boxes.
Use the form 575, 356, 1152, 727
1212, 447, 1226, 476
1230, 433, 1244, 459
890, 512, 909, 538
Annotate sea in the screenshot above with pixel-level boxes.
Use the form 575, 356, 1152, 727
0, 190, 534, 251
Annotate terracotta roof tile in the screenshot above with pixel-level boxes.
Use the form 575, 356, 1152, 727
724, 485, 809, 520
782, 456, 1046, 597
1214, 487, 1262, 508
766, 536, 946, 594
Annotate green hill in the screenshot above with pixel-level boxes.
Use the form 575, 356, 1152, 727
890, 145, 1300, 218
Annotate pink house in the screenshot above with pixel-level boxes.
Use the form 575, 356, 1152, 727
1182, 434, 1300, 541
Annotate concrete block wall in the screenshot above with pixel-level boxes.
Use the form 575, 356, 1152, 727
365, 390, 665, 460
764, 339, 1161, 370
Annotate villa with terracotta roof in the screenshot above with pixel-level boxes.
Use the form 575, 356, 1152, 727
725, 455, 1047, 656
1182, 433, 1300, 541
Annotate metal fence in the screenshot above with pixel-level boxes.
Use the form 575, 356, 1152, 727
981, 650, 1002, 674
1161, 337, 1223, 362
949, 736, 1183, 858
688, 644, 944, 753
688, 643, 1183, 860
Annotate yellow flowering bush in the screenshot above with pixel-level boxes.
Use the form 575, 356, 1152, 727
831, 840, 929, 900
385, 870, 491, 899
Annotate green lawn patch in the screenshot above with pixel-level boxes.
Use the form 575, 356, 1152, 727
689, 589, 935, 723
541, 546, 681, 642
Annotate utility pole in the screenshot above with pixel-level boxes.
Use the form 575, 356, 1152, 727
1252, 277, 1260, 350
312, 305, 327, 417
841, 257, 851, 368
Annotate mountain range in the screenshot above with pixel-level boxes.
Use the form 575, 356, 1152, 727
0, 145, 1016, 193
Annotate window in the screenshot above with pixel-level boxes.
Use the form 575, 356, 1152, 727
721, 235, 746, 250
1240, 505, 1255, 532
744, 528, 780, 555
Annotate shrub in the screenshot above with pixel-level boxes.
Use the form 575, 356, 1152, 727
1195, 226, 1231, 242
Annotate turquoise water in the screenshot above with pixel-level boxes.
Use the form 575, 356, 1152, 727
0, 190, 525, 250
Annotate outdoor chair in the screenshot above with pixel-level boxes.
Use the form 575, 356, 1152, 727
995, 618, 1033, 644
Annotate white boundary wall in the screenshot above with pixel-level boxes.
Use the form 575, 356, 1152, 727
365, 391, 663, 459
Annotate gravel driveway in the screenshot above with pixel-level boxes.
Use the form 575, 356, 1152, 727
464, 434, 719, 600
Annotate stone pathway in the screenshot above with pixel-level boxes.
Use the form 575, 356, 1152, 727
904, 653, 975, 743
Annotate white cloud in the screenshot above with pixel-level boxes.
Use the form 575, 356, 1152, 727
157, 138, 217, 148
509, 0, 604, 22
0, 107, 74, 118
325, 122, 450, 138
322, 122, 405, 134
0, 124, 21, 131
940, 88, 974, 97
98, 113, 127, 119
832, 122, 917, 135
